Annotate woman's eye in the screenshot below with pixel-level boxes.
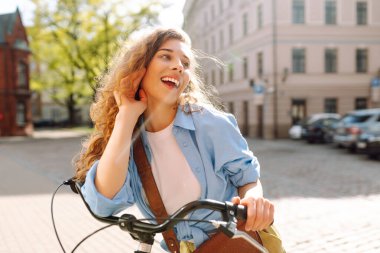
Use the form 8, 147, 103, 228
161, 54, 170, 60
183, 61, 190, 68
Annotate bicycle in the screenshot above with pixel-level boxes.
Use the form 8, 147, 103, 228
51, 178, 269, 253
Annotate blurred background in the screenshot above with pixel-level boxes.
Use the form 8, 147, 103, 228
0, 0, 380, 252
0, 0, 379, 140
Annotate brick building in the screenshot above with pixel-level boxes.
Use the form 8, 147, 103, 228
0, 8, 33, 136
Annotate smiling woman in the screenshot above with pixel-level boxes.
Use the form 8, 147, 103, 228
73, 27, 282, 253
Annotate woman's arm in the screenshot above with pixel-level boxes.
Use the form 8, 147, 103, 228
232, 180, 274, 231
95, 69, 146, 199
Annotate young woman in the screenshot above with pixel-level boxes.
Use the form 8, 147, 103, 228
75, 27, 275, 252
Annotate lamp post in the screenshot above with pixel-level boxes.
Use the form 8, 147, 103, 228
251, 78, 274, 139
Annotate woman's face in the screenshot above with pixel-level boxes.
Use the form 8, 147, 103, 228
141, 39, 192, 107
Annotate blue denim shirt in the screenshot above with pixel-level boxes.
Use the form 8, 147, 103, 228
81, 105, 260, 249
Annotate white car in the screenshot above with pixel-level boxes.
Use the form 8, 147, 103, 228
289, 125, 303, 139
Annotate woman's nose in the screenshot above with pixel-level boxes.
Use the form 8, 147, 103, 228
171, 60, 184, 73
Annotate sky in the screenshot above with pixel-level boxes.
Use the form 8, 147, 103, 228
0, 0, 186, 28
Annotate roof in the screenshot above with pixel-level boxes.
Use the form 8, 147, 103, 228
348, 108, 380, 116
0, 8, 19, 43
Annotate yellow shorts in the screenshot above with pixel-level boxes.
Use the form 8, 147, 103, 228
179, 241, 196, 253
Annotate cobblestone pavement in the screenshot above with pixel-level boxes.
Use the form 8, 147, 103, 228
0, 130, 379, 252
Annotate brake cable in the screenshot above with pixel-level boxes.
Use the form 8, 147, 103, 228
51, 181, 213, 253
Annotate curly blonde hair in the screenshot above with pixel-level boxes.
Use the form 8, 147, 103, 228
74, 27, 222, 182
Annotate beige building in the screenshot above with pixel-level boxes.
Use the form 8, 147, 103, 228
183, 0, 380, 139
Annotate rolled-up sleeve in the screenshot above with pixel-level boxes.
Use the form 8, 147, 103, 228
204, 111, 260, 187
81, 160, 135, 217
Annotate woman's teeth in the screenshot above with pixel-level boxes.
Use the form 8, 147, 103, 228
161, 77, 179, 87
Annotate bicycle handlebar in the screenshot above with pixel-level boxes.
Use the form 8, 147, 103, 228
71, 179, 247, 232
67, 179, 269, 253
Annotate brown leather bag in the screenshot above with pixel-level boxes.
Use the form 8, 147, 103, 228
194, 222, 263, 253
133, 134, 267, 253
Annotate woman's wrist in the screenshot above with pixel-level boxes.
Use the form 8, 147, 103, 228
115, 106, 141, 124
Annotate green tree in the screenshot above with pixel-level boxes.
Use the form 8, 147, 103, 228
28, 0, 162, 125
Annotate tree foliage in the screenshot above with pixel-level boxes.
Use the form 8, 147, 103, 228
28, 0, 162, 125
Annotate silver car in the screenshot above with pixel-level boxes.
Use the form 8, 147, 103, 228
333, 108, 380, 152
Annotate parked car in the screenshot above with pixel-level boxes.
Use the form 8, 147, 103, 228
333, 108, 380, 152
289, 122, 304, 139
357, 118, 380, 159
357, 133, 380, 159
303, 117, 341, 143
288, 113, 340, 140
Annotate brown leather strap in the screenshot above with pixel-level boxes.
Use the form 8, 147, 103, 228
133, 134, 181, 253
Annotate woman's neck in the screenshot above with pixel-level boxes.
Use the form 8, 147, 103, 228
143, 102, 177, 132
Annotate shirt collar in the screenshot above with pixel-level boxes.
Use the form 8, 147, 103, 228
173, 105, 196, 131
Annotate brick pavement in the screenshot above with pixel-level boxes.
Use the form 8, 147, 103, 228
0, 130, 379, 252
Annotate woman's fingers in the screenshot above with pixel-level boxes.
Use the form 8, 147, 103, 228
132, 68, 146, 90
118, 68, 147, 103
239, 197, 274, 231
241, 198, 257, 231
231, 196, 241, 205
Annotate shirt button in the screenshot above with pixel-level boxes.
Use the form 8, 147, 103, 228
195, 167, 201, 172
183, 142, 188, 147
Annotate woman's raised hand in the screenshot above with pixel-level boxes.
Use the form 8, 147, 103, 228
114, 68, 147, 117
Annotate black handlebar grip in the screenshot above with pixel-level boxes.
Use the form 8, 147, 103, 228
235, 204, 247, 220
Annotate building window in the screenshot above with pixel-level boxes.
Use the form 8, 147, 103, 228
324, 98, 337, 113
211, 69, 216, 85
325, 0, 336, 25
16, 102, 26, 126
257, 4, 263, 29
243, 13, 248, 36
228, 63, 234, 82
220, 68, 224, 85
17, 62, 27, 87
355, 97, 367, 110
257, 52, 263, 77
229, 23, 234, 44
219, 30, 224, 50
325, 48, 337, 73
357, 1, 367, 25
292, 48, 305, 73
204, 12, 208, 25
356, 49, 368, 73
243, 57, 248, 79
292, 0, 305, 24
211, 4, 215, 20
219, 0, 223, 12
204, 40, 208, 53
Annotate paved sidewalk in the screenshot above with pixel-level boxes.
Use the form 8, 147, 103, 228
1, 130, 380, 252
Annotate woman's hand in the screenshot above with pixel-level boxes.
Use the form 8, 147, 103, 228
231, 195, 274, 231
114, 68, 147, 117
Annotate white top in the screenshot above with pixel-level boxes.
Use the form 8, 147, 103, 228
146, 122, 201, 215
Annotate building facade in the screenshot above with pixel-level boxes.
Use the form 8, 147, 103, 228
0, 9, 33, 136
183, 0, 380, 139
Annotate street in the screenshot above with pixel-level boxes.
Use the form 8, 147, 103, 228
0, 131, 379, 253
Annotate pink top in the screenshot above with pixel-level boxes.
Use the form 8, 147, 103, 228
146, 122, 201, 215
